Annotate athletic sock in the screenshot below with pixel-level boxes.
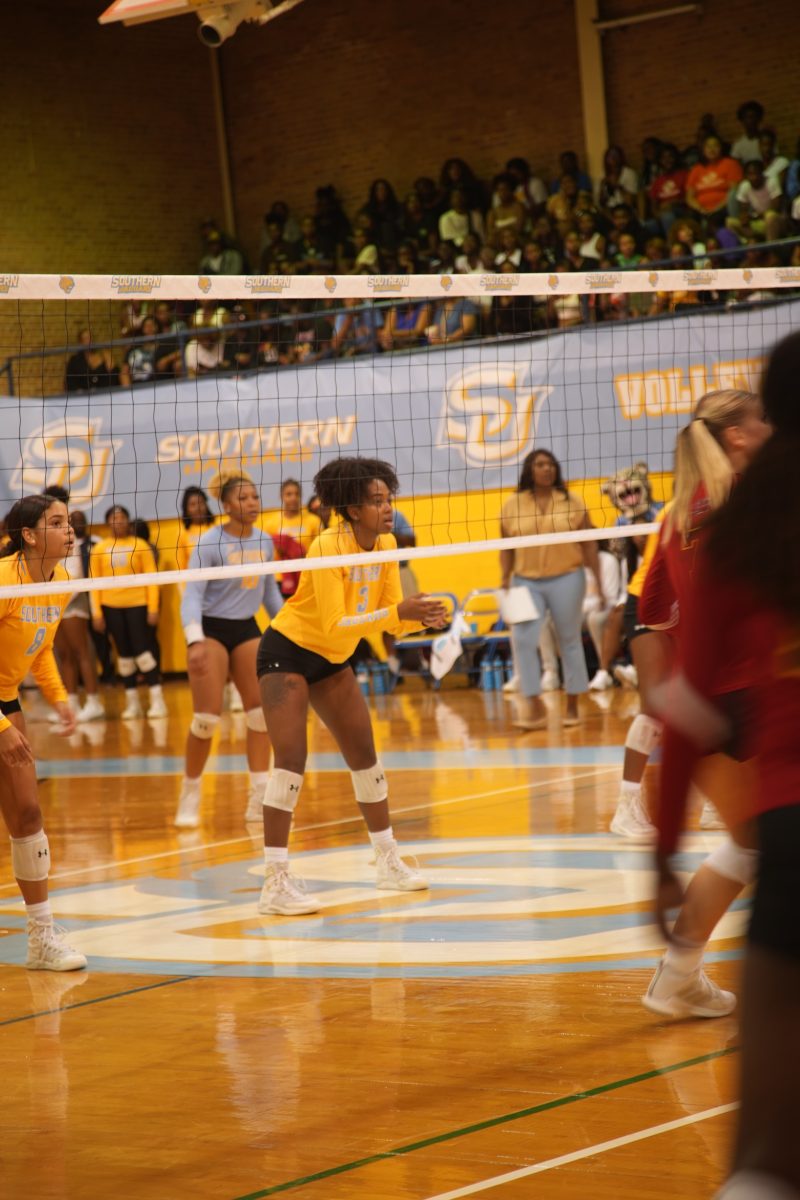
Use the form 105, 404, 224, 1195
664, 938, 705, 975
26, 900, 53, 926
369, 827, 395, 851
264, 847, 289, 866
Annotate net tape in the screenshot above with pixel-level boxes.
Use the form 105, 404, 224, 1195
0, 523, 658, 601
3, 267, 800, 302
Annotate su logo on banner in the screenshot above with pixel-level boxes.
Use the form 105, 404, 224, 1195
11, 417, 122, 503
442, 365, 551, 466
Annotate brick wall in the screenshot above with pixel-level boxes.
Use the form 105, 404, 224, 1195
221, 0, 585, 267
601, 0, 800, 160
2, 0, 797, 395
221, 0, 797, 266
1, 1, 225, 392
2, 1, 224, 276
6, 0, 797, 279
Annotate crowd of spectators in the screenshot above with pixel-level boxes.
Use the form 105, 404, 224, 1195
63, 99, 800, 392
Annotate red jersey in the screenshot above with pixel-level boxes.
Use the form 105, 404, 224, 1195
639, 485, 771, 854
657, 560, 799, 854
269, 532, 304, 598
639, 485, 758, 695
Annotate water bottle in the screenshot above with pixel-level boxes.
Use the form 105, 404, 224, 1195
370, 662, 386, 695
492, 661, 504, 690
480, 660, 494, 691
356, 667, 371, 697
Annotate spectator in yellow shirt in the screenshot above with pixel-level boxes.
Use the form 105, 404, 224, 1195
90, 505, 165, 720
262, 479, 321, 552
176, 486, 215, 571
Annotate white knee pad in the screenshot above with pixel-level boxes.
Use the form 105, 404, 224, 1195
705, 836, 757, 886
117, 656, 137, 678
190, 712, 220, 740
626, 714, 662, 756
351, 762, 388, 805
245, 707, 267, 733
11, 831, 50, 881
265, 769, 303, 813
135, 650, 158, 673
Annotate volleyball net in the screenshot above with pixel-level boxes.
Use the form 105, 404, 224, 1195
0, 266, 798, 604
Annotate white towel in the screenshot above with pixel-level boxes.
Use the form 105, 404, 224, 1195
496, 586, 539, 625
430, 611, 470, 680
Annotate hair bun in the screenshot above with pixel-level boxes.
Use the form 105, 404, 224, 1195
207, 462, 253, 501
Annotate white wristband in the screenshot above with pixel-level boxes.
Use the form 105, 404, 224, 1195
184, 622, 205, 645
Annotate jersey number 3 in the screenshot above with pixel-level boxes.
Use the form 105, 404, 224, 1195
25, 626, 46, 656
356, 585, 369, 613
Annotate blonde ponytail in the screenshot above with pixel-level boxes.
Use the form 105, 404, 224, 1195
666, 389, 758, 539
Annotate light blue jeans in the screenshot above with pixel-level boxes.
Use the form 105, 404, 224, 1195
511, 570, 588, 698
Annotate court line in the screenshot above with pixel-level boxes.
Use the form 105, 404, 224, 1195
229, 1046, 739, 1199
421, 1102, 739, 1199
0, 973, 196, 1028
35, 746, 626, 776
0, 766, 620, 893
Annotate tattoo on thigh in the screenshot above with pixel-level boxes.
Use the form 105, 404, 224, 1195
261, 673, 297, 708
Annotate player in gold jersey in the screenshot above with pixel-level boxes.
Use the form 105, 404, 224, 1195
255, 457, 448, 915
0, 495, 86, 971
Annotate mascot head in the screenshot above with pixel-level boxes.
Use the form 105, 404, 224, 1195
603, 462, 654, 522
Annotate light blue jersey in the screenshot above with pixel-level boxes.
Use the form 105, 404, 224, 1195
181, 526, 282, 639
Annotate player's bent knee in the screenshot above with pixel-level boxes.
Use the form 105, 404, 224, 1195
351, 761, 388, 804
245, 707, 267, 733
10, 831, 50, 881
265, 769, 303, 813
135, 650, 158, 674
190, 712, 220, 740
705, 837, 757, 886
625, 714, 662, 756
117, 656, 137, 678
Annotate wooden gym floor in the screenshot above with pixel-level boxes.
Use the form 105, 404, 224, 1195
0, 679, 742, 1199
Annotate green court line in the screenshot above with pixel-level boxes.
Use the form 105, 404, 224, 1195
232, 1045, 740, 1199
0, 973, 196, 1028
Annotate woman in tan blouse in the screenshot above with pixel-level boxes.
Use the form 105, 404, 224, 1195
500, 449, 604, 730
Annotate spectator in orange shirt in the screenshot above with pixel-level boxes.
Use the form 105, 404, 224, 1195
686, 135, 743, 224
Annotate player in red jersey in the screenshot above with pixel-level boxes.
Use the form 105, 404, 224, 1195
652, 332, 800, 1200
638, 387, 771, 1019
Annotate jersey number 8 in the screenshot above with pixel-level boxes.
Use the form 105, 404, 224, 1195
25, 626, 47, 656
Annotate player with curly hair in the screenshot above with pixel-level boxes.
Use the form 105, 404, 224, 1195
255, 456, 448, 915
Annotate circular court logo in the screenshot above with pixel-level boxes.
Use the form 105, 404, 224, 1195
0, 837, 744, 978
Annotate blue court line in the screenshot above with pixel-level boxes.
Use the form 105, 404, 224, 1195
37, 746, 625, 778
0, 950, 744, 981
